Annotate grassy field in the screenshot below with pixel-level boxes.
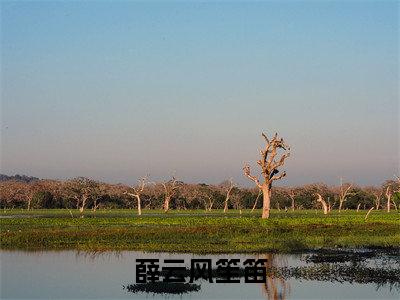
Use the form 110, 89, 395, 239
1, 209, 399, 253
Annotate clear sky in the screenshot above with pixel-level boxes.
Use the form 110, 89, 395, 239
1, 1, 398, 186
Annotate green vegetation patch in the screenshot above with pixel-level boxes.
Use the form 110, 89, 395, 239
1, 209, 399, 253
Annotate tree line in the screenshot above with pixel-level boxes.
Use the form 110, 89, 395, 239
1, 175, 398, 214
1, 132, 398, 218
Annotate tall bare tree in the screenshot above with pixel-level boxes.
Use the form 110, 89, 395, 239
162, 177, 179, 212
383, 179, 399, 212
316, 193, 328, 215
125, 177, 150, 216
222, 179, 234, 213
338, 178, 353, 212
288, 188, 297, 211
385, 186, 392, 212
243, 132, 290, 219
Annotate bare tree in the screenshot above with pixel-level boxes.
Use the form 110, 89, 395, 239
203, 194, 214, 212
385, 186, 392, 212
251, 190, 262, 212
327, 196, 336, 212
367, 187, 383, 210
338, 178, 353, 212
231, 192, 243, 214
288, 188, 296, 211
365, 207, 374, 220
162, 177, 179, 212
125, 177, 150, 216
243, 132, 290, 219
222, 179, 234, 213
383, 179, 400, 212
316, 193, 328, 215
64, 178, 99, 215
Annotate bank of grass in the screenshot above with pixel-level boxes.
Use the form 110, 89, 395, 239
0, 209, 399, 253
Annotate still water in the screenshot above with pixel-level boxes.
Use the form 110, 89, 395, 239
1, 250, 399, 299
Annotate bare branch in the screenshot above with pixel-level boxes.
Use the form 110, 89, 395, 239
270, 171, 286, 181
243, 164, 262, 189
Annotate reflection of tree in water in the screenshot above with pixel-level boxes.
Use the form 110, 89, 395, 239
259, 254, 290, 300
75, 250, 398, 297
74, 250, 123, 261
124, 282, 201, 295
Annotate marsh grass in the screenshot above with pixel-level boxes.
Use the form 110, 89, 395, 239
1, 209, 399, 253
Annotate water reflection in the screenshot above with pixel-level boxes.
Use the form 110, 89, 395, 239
259, 254, 290, 300
124, 282, 201, 295
1, 249, 399, 299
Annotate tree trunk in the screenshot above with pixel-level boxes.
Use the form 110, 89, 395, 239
365, 207, 374, 220
375, 197, 380, 210
223, 199, 229, 213
338, 200, 343, 213
79, 195, 87, 216
317, 194, 328, 215
209, 200, 214, 212
251, 191, 261, 213
93, 199, 98, 212
356, 203, 361, 212
392, 199, 398, 211
137, 196, 142, 216
261, 186, 271, 219
164, 196, 170, 212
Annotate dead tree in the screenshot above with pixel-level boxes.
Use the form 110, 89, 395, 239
288, 189, 296, 211
373, 190, 382, 210
327, 197, 336, 212
223, 179, 234, 213
203, 195, 214, 212
365, 207, 374, 220
125, 177, 149, 216
338, 178, 352, 212
251, 190, 262, 212
243, 132, 290, 219
316, 193, 328, 215
162, 177, 179, 212
385, 186, 392, 213
64, 178, 98, 216
231, 192, 243, 215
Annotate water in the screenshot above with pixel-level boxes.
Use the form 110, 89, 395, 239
1, 250, 399, 299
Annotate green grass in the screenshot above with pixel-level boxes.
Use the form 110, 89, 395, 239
1, 209, 399, 253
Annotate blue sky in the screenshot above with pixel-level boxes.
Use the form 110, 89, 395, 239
1, 1, 398, 186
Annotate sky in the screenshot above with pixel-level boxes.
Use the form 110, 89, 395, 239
1, 1, 398, 186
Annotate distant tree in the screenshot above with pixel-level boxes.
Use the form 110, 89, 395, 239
346, 186, 374, 210
162, 177, 179, 212
316, 193, 328, 214
0, 181, 30, 208
198, 184, 216, 212
63, 177, 100, 215
336, 178, 353, 212
243, 132, 290, 219
220, 179, 234, 213
288, 187, 298, 211
31, 191, 53, 208
364, 186, 383, 210
231, 188, 246, 214
383, 180, 399, 212
125, 177, 152, 216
